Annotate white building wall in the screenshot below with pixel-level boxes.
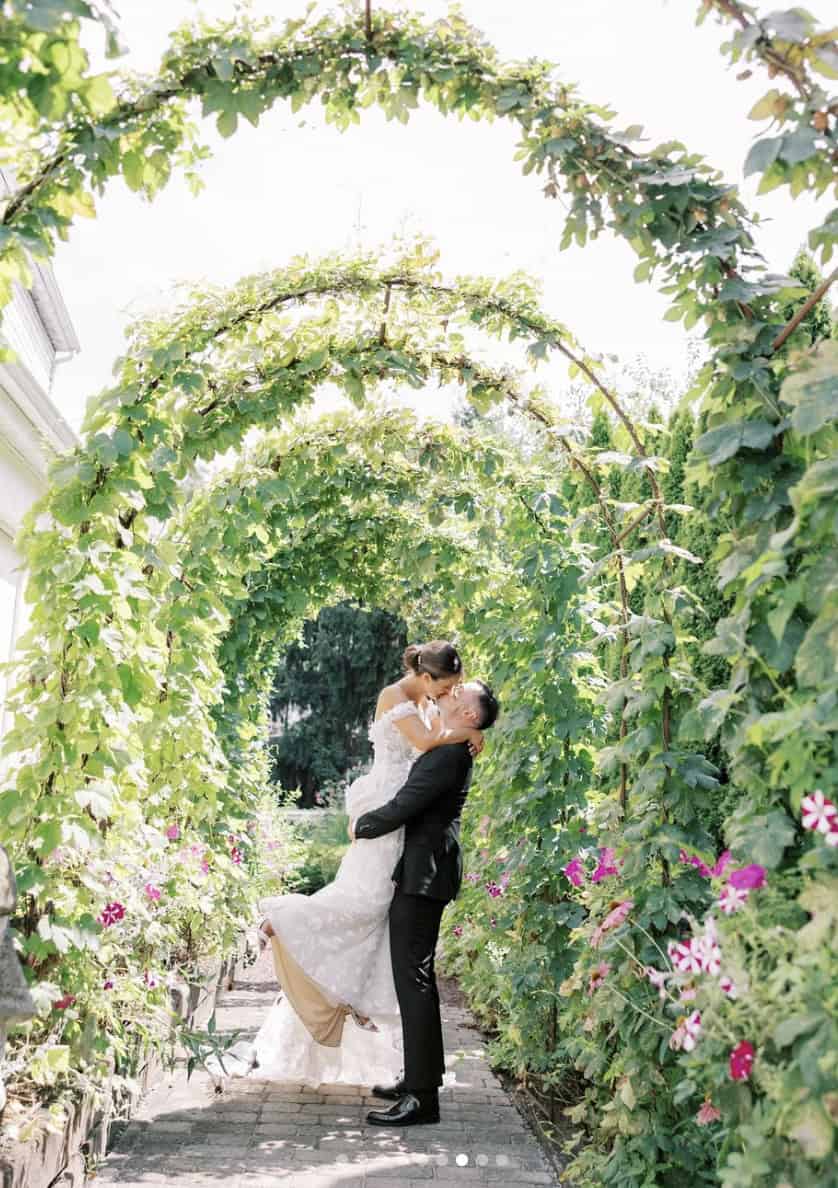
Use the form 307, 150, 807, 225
0, 187, 79, 735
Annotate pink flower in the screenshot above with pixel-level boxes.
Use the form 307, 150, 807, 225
143, 971, 160, 989
588, 962, 610, 994
696, 1099, 722, 1126
670, 1011, 702, 1052
728, 864, 766, 890
563, 856, 585, 887
718, 884, 749, 914
452, 925, 463, 938
729, 1040, 754, 1081
591, 846, 619, 883
489, 917, 497, 928
230, 847, 243, 865
801, 789, 836, 834
485, 881, 503, 898
199, 858, 210, 875
165, 824, 180, 841
668, 939, 703, 974
144, 882, 162, 901
54, 994, 76, 1010
99, 901, 126, 927
696, 920, 722, 976
465, 872, 479, 883
103, 978, 115, 991
679, 984, 697, 1002
826, 822, 838, 847
645, 966, 668, 1000
498, 871, 511, 890
720, 976, 737, 999
591, 900, 633, 948
684, 1011, 702, 1050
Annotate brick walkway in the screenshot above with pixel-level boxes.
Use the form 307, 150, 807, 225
91, 947, 559, 1188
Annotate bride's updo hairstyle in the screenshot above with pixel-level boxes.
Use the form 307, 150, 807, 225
402, 640, 462, 679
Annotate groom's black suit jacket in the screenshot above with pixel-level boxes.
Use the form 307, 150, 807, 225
353, 743, 473, 903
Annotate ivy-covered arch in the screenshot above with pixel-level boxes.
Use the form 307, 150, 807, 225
1, 250, 597, 1079
3, 4, 837, 1182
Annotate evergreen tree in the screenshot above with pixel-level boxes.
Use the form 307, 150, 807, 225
268, 603, 407, 806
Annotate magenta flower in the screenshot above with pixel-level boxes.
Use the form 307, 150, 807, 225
165, 824, 180, 841
729, 1040, 754, 1081
563, 856, 585, 887
485, 881, 503, 898
590, 900, 633, 948
710, 850, 734, 878
591, 846, 619, 883
696, 1099, 722, 1126
679, 850, 712, 877
199, 858, 210, 875
588, 962, 611, 994
103, 978, 115, 991
144, 882, 162, 902
801, 789, 836, 834
143, 971, 160, 989
489, 917, 497, 928
728, 864, 766, 890
719, 976, 737, 999
452, 925, 463, 939
465, 872, 479, 883
230, 847, 243, 865
99, 901, 126, 927
826, 823, 838, 847
718, 884, 749, 914
53, 993, 77, 1010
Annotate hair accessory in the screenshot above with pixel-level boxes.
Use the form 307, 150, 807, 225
453, 655, 461, 672
416, 650, 422, 668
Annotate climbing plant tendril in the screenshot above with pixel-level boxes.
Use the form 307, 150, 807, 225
1, 2, 836, 1185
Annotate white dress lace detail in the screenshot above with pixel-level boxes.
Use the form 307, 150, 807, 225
237, 700, 434, 1088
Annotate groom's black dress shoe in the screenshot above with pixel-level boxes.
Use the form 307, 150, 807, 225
371, 1079, 406, 1101
366, 1093, 440, 1127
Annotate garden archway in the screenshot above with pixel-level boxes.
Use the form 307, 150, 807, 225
2, 5, 837, 1183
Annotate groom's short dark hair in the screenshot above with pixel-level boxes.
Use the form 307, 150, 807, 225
472, 680, 499, 730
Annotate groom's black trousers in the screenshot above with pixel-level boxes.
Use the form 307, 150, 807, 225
388, 889, 447, 1092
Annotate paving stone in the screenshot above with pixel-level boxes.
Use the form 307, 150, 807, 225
90, 946, 558, 1186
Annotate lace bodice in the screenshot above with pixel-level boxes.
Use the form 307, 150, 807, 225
367, 700, 433, 768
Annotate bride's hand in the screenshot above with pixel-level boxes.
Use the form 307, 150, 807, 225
466, 728, 484, 757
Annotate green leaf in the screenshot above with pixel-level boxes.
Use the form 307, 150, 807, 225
744, 137, 782, 176
217, 109, 238, 138
122, 151, 145, 192
781, 341, 838, 435
772, 1013, 821, 1049
694, 418, 779, 466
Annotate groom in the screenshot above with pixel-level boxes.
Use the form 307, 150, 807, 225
352, 679, 500, 1126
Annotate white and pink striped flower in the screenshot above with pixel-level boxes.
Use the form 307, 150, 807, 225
718, 884, 749, 915
801, 789, 837, 834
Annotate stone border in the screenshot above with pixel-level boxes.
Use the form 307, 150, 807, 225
0, 953, 239, 1188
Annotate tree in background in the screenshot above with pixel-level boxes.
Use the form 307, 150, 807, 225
268, 603, 407, 807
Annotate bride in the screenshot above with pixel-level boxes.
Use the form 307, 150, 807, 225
216, 640, 483, 1088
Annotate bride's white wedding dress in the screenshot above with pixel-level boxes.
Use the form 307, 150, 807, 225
211, 701, 431, 1088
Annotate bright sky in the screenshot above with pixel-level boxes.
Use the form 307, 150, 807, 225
50, 0, 834, 433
